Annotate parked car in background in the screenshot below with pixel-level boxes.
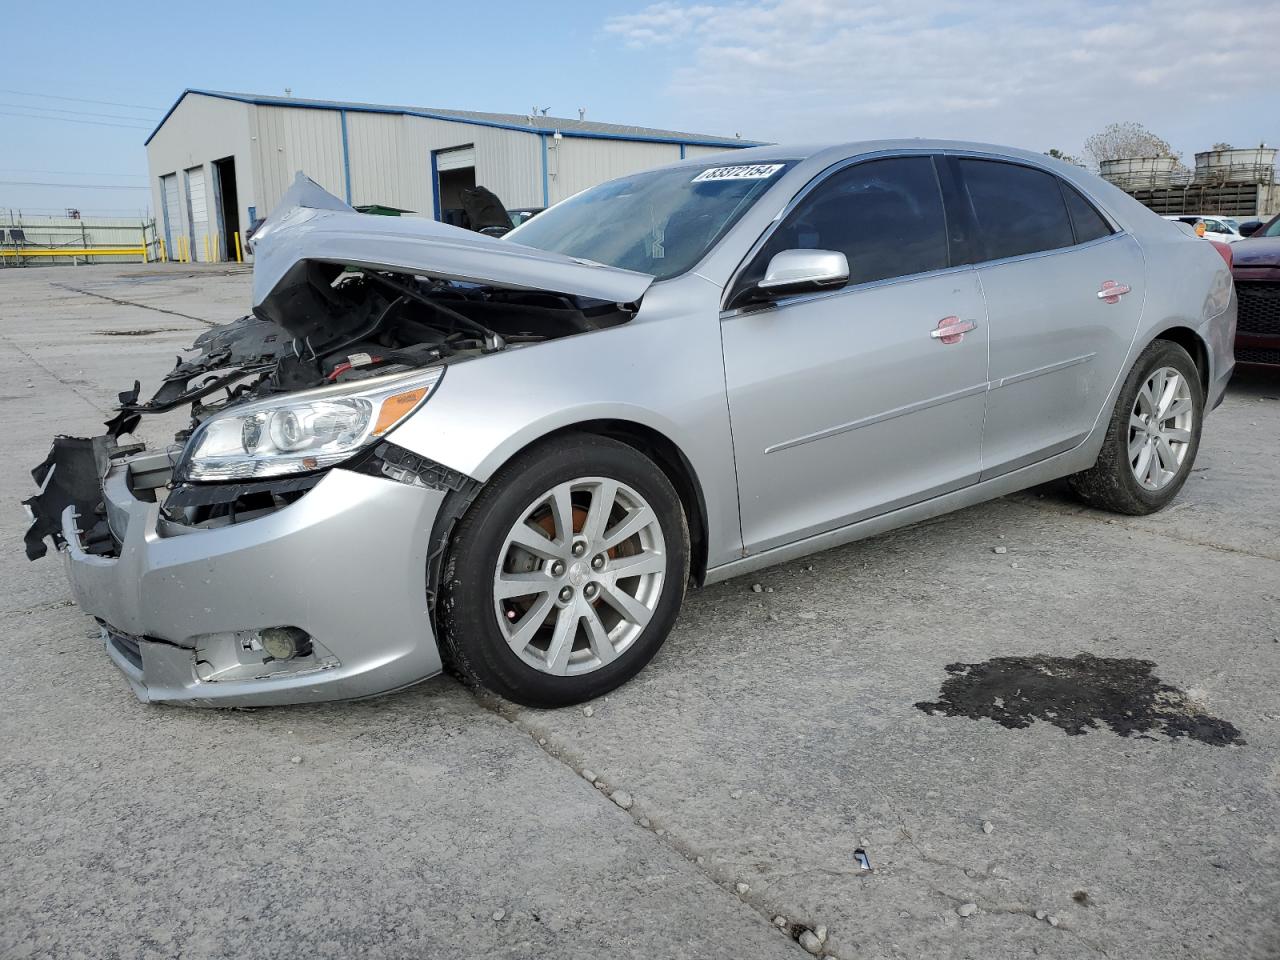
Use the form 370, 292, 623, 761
24, 145, 1235, 709
1164, 214, 1245, 242
1231, 211, 1280, 366
507, 207, 544, 228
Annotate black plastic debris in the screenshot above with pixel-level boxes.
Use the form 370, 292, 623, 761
23, 437, 119, 560
103, 381, 142, 439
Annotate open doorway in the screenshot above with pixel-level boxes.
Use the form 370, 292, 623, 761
212, 156, 240, 261
433, 145, 476, 227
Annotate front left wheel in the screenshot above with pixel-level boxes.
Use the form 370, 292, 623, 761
438, 433, 690, 707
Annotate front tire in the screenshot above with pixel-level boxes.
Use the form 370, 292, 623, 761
1068, 339, 1204, 515
439, 433, 690, 707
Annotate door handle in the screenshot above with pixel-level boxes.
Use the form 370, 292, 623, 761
930, 316, 977, 344
1097, 281, 1132, 303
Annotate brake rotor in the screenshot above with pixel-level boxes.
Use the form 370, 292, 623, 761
502, 501, 638, 625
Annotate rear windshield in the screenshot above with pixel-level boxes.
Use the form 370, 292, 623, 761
508, 160, 795, 281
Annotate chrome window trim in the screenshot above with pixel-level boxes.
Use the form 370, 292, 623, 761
954, 230, 1126, 272
719, 146, 1130, 317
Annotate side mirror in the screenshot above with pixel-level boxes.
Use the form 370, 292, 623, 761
758, 249, 849, 296
1238, 220, 1263, 238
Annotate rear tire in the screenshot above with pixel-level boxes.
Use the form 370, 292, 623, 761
1068, 339, 1203, 515
439, 433, 690, 707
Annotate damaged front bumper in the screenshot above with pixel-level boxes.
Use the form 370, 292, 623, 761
62, 453, 448, 707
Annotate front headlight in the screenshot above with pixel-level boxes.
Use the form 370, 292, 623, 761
179, 367, 444, 481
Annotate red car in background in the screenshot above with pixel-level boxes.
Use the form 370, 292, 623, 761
1233, 213, 1280, 366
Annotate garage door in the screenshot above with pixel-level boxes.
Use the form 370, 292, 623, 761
184, 165, 210, 262
435, 145, 475, 171
160, 174, 180, 258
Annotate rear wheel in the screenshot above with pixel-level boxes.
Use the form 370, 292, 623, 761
1068, 339, 1203, 515
439, 434, 690, 707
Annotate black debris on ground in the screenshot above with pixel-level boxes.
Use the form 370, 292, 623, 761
915, 653, 1245, 746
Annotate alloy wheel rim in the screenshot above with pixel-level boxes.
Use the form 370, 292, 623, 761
1128, 366, 1194, 491
493, 477, 666, 676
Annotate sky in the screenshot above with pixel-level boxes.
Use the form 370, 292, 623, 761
3, 0, 1277, 217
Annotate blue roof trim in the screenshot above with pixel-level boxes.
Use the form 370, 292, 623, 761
339, 110, 352, 204
145, 89, 762, 149
540, 134, 550, 207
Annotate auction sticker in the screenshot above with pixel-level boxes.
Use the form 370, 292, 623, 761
692, 164, 784, 182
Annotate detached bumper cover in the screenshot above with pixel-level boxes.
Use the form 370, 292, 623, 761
63, 464, 447, 706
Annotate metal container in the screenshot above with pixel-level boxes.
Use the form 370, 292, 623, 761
1099, 156, 1180, 190
1194, 148, 1277, 185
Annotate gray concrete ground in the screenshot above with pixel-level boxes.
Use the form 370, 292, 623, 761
1, 263, 1277, 960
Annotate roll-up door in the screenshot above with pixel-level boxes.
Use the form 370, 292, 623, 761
160, 174, 180, 257
184, 165, 210, 262
435, 145, 475, 171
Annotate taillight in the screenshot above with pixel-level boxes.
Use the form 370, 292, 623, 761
1207, 239, 1233, 269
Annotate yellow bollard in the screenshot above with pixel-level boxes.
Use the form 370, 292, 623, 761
204, 234, 210, 263
234, 231, 243, 263
212, 231, 220, 262
160, 238, 167, 262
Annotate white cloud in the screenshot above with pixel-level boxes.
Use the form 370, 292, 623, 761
602, 0, 1280, 158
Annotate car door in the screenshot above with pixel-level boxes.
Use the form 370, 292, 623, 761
948, 157, 1147, 477
720, 154, 989, 554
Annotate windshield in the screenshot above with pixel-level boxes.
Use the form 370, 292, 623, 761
507, 161, 795, 280
1263, 215, 1280, 238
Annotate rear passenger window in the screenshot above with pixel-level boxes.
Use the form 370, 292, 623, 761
755, 156, 950, 288
959, 159, 1074, 261
1061, 184, 1113, 244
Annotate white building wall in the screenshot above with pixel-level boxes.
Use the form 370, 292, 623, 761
250, 105, 345, 216
147, 92, 754, 251
145, 93, 255, 260
345, 111, 407, 209
401, 116, 543, 214
548, 138, 681, 204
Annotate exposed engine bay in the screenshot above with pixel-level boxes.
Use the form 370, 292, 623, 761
23, 173, 654, 562
113, 261, 631, 440
24, 266, 630, 559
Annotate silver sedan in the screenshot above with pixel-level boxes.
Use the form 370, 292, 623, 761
25, 140, 1236, 708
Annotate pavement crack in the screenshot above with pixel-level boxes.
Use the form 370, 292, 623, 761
464, 685, 836, 957
932, 889, 1112, 957
50, 282, 220, 327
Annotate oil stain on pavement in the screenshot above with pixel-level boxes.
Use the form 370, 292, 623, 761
916, 653, 1244, 745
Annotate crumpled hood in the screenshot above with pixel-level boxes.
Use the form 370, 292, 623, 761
250, 173, 654, 308
1232, 236, 1280, 269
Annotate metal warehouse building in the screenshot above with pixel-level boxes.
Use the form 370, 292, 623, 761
145, 89, 754, 262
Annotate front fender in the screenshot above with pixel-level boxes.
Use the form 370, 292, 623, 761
387, 278, 745, 569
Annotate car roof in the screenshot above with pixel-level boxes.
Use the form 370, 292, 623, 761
670, 138, 1164, 236
679, 138, 1079, 166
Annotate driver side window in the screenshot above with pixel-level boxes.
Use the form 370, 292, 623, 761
751, 156, 951, 291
